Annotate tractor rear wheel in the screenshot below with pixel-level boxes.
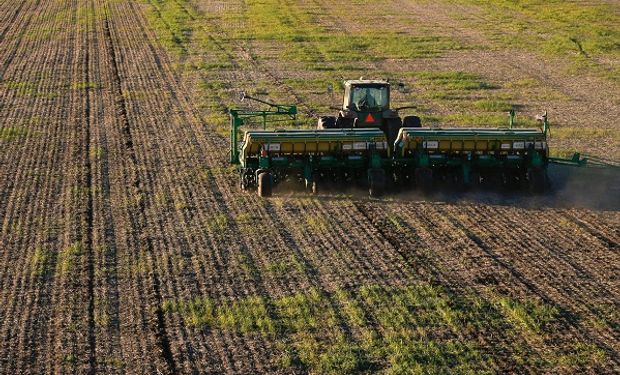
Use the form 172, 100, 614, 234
368, 169, 386, 197
257, 172, 272, 197
384, 117, 402, 146
336, 117, 355, 128
415, 167, 433, 194
403, 115, 422, 128
317, 116, 336, 129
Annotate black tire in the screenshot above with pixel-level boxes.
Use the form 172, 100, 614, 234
368, 169, 386, 197
383, 117, 403, 146
403, 115, 422, 128
336, 116, 355, 128
317, 116, 336, 129
257, 172, 272, 197
415, 167, 433, 193
240, 170, 252, 191
528, 167, 547, 194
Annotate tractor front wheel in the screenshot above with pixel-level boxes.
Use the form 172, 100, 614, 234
240, 170, 253, 191
257, 172, 272, 197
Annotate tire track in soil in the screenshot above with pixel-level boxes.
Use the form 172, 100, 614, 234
105, 1, 285, 371
562, 211, 620, 252
100, 8, 176, 374
424, 202, 619, 369
83, 0, 97, 370
48, 0, 96, 371
334, 200, 509, 372
453, 212, 619, 369
83, 0, 620, 372
485, 206, 620, 351
88, 2, 124, 369
0, 1, 27, 44
314, 200, 516, 371
351, 200, 620, 372
171, 0, 321, 119
0, 0, 41, 82
124, 1, 361, 370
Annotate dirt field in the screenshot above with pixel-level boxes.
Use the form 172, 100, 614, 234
0, 0, 619, 373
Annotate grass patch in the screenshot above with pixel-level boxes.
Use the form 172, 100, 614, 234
143, 0, 194, 55
551, 127, 619, 140
473, 99, 514, 112
492, 296, 558, 334
264, 260, 290, 277
0, 127, 29, 141
31, 247, 54, 277
443, 113, 530, 127
58, 242, 82, 276
413, 71, 495, 91
554, 342, 607, 368
207, 213, 229, 232
306, 216, 328, 232
447, 0, 620, 80
164, 283, 599, 373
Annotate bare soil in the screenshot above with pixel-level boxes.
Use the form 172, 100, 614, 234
0, 0, 618, 374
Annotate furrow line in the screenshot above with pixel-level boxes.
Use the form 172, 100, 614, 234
100, 7, 176, 374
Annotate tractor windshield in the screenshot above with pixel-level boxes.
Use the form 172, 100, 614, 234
350, 85, 388, 111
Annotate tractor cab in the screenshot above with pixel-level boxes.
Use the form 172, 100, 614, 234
318, 79, 421, 146
341, 80, 392, 127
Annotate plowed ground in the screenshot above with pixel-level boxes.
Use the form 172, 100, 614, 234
0, 0, 618, 374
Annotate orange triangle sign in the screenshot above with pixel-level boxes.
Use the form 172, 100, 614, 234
365, 113, 375, 123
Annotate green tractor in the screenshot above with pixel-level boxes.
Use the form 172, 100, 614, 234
228, 79, 617, 197
317, 79, 420, 146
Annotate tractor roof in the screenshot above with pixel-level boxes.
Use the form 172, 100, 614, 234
344, 79, 389, 86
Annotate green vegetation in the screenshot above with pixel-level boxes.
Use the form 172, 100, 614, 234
143, 0, 195, 55
447, 0, 620, 80
164, 283, 601, 373
63, 353, 78, 364
413, 71, 494, 92
551, 127, 620, 140
493, 296, 558, 334
207, 213, 229, 232
31, 247, 54, 277
306, 216, 328, 232
218, 0, 464, 64
139, 0, 618, 158
72, 81, 100, 90
0, 127, 29, 141
58, 242, 82, 276
1, 81, 59, 98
